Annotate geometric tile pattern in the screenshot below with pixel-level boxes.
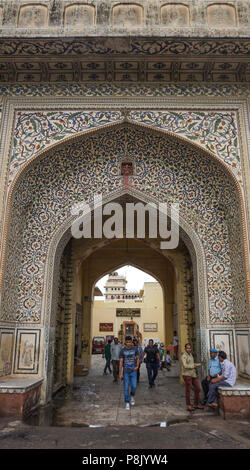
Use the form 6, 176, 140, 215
0, 84, 250, 98
1, 125, 247, 326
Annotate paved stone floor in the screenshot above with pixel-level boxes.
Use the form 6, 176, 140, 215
44, 355, 191, 427
0, 356, 249, 450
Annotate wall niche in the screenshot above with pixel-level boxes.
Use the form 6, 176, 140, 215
207, 3, 237, 27
64, 3, 95, 29
161, 3, 190, 26
113, 3, 143, 27
18, 4, 48, 28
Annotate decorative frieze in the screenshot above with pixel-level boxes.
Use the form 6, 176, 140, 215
0, 83, 249, 97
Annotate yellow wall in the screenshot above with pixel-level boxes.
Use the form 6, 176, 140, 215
69, 237, 192, 378
91, 282, 165, 346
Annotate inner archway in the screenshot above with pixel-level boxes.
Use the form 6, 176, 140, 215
51, 231, 197, 398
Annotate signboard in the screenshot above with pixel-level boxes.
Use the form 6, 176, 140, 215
99, 323, 113, 332
116, 308, 141, 317
143, 323, 158, 332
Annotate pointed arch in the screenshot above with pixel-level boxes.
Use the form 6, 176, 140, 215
1, 119, 248, 301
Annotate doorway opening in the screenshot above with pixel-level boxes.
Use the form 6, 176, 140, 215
52, 233, 196, 397
91, 265, 165, 360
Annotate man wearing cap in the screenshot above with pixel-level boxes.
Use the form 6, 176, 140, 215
207, 351, 236, 408
201, 348, 222, 406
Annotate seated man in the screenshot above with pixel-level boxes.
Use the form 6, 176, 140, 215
201, 348, 222, 405
207, 351, 236, 408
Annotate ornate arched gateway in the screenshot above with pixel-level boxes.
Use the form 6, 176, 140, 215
0, 0, 249, 416
0, 122, 249, 406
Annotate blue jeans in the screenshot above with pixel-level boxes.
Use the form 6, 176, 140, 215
104, 358, 111, 373
207, 380, 231, 403
123, 370, 137, 403
146, 362, 158, 386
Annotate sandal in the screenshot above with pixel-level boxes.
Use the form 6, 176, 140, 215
194, 405, 204, 409
187, 406, 195, 411
208, 402, 218, 408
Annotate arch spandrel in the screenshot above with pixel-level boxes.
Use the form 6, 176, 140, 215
1, 123, 248, 330
7, 109, 242, 194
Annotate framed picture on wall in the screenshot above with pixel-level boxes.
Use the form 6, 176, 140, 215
236, 330, 250, 378
99, 323, 113, 332
14, 329, 41, 374
209, 330, 235, 363
143, 323, 158, 332
0, 329, 14, 376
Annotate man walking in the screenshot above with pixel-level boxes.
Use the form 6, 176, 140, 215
207, 351, 236, 409
201, 348, 222, 405
143, 339, 161, 388
111, 337, 122, 383
119, 336, 140, 410
103, 339, 112, 375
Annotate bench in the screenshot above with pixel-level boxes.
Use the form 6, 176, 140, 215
0, 377, 43, 418
217, 381, 250, 420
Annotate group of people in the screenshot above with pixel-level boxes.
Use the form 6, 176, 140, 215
103, 336, 236, 411
181, 343, 236, 411
103, 335, 177, 410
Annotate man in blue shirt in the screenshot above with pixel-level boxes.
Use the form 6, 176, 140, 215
201, 348, 222, 405
119, 336, 140, 410
207, 351, 236, 408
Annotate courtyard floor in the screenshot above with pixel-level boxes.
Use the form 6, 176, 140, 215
0, 355, 249, 451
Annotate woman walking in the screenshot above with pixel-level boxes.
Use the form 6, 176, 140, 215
181, 343, 204, 412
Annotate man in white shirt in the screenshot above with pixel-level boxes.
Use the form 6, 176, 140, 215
207, 351, 236, 408
111, 337, 122, 383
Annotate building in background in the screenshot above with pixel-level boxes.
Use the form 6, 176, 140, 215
92, 272, 165, 347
